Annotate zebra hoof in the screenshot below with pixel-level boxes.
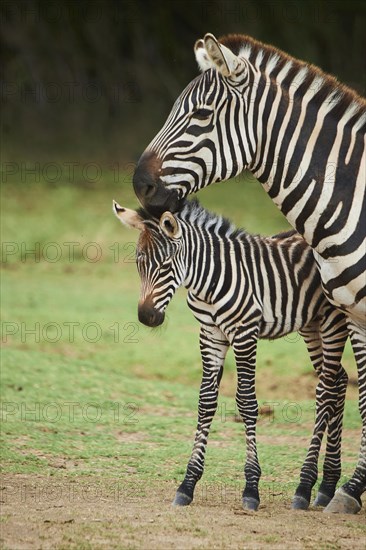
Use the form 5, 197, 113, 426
313, 491, 332, 507
323, 488, 361, 514
172, 492, 192, 506
242, 497, 259, 511
291, 495, 310, 510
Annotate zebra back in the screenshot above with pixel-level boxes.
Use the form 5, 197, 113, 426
136, 200, 325, 339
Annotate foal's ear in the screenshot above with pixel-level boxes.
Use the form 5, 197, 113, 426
194, 33, 243, 77
159, 211, 182, 239
113, 200, 145, 231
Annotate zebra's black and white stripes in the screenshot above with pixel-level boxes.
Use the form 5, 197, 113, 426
132, 33, 366, 512
134, 34, 365, 322
113, 198, 348, 510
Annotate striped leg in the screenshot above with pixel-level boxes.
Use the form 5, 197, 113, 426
173, 325, 229, 506
293, 310, 348, 510
325, 319, 366, 514
233, 328, 261, 511
315, 366, 348, 506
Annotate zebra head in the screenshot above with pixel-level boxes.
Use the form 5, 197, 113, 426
133, 33, 253, 216
113, 200, 185, 327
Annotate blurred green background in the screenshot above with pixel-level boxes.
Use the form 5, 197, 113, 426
0, 0, 362, 494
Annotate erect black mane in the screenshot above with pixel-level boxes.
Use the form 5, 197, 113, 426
138, 197, 247, 243
137, 197, 300, 254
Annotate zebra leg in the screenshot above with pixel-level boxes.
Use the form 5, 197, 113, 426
292, 325, 323, 509
314, 365, 348, 507
233, 329, 261, 511
324, 319, 366, 514
173, 325, 229, 506
293, 311, 347, 510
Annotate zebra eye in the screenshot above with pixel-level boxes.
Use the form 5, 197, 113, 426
193, 108, 212, 120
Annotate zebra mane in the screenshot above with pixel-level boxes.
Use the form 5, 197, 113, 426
138, 198, 245, 241
219, 34, 366, 123
137, 198, 299, 251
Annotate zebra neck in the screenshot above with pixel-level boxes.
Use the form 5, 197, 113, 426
245, 70, 364, 248
182, 229, 244, 303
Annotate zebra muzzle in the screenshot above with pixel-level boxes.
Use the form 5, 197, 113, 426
138, 303, 165, 327
133, 154, 182, 216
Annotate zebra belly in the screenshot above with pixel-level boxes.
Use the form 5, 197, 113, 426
258, 292, 325, 339
258, 317, 308, 340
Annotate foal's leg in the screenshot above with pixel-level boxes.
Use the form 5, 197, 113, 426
325, 318, 366, 514
233, 328, 260, 511
292, 310, 347, 510
173, 324, 229, 506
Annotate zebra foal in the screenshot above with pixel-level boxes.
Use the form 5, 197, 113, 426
113, 198, 348, 511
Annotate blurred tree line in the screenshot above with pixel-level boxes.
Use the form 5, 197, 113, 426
1, 0, 365, 162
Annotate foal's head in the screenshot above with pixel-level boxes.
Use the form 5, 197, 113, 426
113, 200, 185, 327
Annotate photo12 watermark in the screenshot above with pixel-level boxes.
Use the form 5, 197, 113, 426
0, 161, 137, 184
1, 241, 137, 264
1, 321, 139, 344
1, 400, 139, 424
1, 479, 147, 505
218, 400, 317, 425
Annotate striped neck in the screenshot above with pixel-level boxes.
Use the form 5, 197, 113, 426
175, 201, 244, 300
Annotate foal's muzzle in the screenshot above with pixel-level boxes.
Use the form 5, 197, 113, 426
138, 303, 165, 327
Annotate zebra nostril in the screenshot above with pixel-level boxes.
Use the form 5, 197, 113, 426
144, 184, 156, 199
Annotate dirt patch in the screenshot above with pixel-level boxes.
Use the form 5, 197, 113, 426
1, 474, 365, 549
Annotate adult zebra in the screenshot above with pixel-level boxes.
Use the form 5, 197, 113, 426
132, 34, 366, 513
113, 198, 349, 511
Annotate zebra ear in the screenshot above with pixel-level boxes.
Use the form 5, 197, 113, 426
194, 38, 213, 72
113, 200, 145, 231
159, 212, 182, 240
197, 33, 242, 77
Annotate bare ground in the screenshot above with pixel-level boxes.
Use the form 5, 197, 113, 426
1, 473, 365, 550
1, 372, 362, 548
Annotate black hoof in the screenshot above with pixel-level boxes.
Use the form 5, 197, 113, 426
172, 492, 192, 506
313, 491, 332, 507
291, 495, 310, 510
242, 496, 259, 511
324, 488, 362, 514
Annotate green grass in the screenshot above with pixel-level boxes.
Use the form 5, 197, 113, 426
1, 170, 360, 498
